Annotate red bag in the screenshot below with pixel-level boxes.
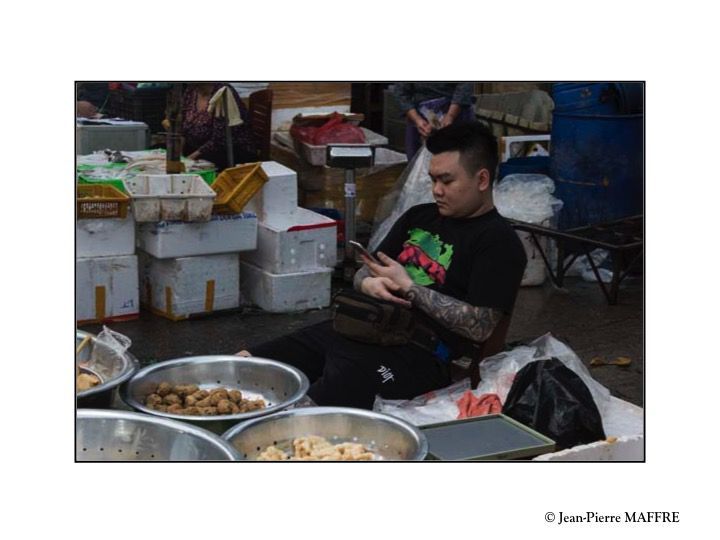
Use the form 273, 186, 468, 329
290, 113, 366, 145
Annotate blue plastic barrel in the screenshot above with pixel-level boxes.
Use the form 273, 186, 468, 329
552, 83, 644, 115
615, 83, 644, 114
552, 83, 620, 115
550, 112, 643, 229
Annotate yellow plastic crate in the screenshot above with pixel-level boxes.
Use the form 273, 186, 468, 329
77, 184, 130, 219
211, 163, 268, 214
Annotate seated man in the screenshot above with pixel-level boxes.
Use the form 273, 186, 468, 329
237, 122, 527, 409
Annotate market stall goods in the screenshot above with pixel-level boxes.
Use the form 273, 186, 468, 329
258, 435, 376, 461
77, 370, 101, 392
144, 383, 266, 416
223, 407, 427, 461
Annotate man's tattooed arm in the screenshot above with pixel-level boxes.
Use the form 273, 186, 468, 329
405, 285, 502, 343
353, 265, 372, 292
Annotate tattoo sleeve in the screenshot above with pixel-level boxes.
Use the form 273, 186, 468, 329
406, 285, 502, 343
353, 265, 372, 292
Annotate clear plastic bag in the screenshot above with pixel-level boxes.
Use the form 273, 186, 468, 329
87, 326, 132, 369
493, 174, 564, 224
369, 146, 434, 251
565, 248, 614, 283
479, 333, 611, 416
372, 379, 471, 426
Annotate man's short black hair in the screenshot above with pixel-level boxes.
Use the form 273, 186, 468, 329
426, 121, 499, 183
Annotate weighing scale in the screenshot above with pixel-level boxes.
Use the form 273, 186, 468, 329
326, 145, 375, 281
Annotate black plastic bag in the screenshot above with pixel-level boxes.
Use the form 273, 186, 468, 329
502, 358, 606, 450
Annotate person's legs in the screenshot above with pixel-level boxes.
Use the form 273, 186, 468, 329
250, 321, 452, 409
308, 332, 451, 409
404, 121, 422, 161
249, 320, 335, 383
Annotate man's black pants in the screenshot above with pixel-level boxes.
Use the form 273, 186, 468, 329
251, 320, 451, 409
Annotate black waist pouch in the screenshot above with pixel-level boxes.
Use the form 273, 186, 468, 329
332, 289, 417, 346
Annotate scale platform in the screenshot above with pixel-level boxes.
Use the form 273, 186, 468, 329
421, 414, 555, 461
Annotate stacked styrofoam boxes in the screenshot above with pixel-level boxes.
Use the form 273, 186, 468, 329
76, 213, 139, 325
239, 162, 336, 313
137, 212, 257, 320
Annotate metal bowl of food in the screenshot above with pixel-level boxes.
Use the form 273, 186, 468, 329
76, 330, 139, 409
121, 356, 310, 434
77, 409, 239, 461
222, 407, 428, 461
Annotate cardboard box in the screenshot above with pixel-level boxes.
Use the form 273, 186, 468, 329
76, 255, 139, 324
268, 83, 352, 131
139, 252, 240, 320
299, 148, 407, 223
239, 261, 332, 313
76, 214, 135, 258
136, 212, 257, 259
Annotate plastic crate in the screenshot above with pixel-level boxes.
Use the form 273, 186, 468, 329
211, 163, 268, 214
290, 128, 388, 166
77, 184, 130, 219
124, 174, 216, 222
77, 175, 127, 194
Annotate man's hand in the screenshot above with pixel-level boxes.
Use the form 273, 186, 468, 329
360, 276, 411, 307
362, 252, 414, 295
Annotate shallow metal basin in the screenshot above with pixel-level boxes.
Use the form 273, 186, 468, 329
222, 407, 428, 461
77, 409, 239, 461
121, 355, 309, 433
76, 330, 139, 408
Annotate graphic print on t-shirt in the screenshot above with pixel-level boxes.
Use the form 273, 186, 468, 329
397, 228, 454, 286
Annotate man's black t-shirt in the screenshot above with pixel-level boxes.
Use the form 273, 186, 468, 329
375, 203, 527, 352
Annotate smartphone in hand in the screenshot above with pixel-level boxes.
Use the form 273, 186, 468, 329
349, 240, 379, 264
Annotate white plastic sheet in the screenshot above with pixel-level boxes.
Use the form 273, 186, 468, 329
369, 147, 434, 251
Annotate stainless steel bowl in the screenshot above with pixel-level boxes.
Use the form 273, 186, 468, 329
222, 407, 428, 461
76, 330, 139, 408
77, 409, 239, 461
121, 356, 310, 433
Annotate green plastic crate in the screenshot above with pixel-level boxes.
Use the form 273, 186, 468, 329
77, 175, 127, 194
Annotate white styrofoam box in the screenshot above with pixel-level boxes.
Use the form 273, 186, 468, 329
533, 435, 644, 461
139, 252, 240, 319
239, 261, 332, 313
137, 212, 258, 259
534, 397, 644, 461
77, 214, 135, 258
499, 134, 551, 162
76, 121, 149, 154
272, 130, 389, 167
243, 162, 298, 223
239, 207, 337, 274
124, 174, 215, 222
76, 255, 139, 323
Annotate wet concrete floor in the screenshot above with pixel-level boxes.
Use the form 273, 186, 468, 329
82, 275, 643, 407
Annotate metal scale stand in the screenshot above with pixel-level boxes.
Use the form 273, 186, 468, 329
325, 145, 375, 281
